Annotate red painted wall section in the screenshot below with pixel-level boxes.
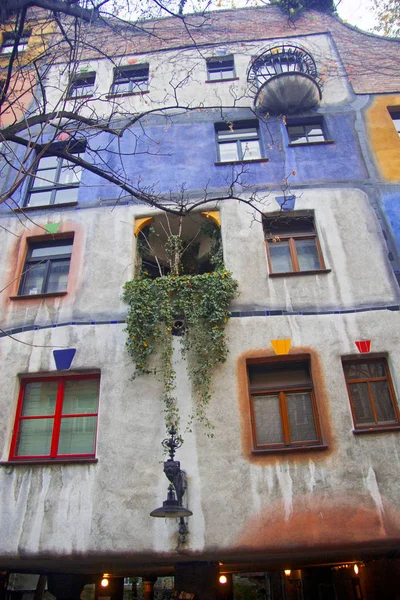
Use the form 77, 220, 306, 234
234, 493, 400, 553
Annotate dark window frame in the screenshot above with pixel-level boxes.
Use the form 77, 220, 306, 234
110, 64, 149, 95
286, 118, 329, 145
1, 31, 30, 54
206, 55, 235, 81
264, 214, 326, 275
67, 72, 96, 98
24, 147, 84, 208
343, 357, 400, 432
247, 356, 323, 452
215, 119, 263, 163
9, 374, 100, 461
18, 236, 74, 296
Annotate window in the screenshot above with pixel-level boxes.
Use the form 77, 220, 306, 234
25, 151, 83, 207
247, 358, 322, 450
67, 72, 95, 98
10, 375, 100, 460
343, 358, 400, 431
1, 31, 30, 55
389, 110, 400, 136
215, 121, 262, 162
111, 65, 149, 94
287, 119, 327, 145
264, 214, 326, 274
18, 237, 73, 296
206, 56, 235, 81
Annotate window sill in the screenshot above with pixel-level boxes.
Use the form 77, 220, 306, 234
215, 158, 269, 166
205, 77, 239, 83
10, 292, 68, 300
269, 269, 331, 277
288, 140, 335, 147
66, 94, 94, 100
15, 202, 78, 212
352, 425, 400, 435
252, 444, 328, 455
1, 458, 98, 466
106, 90, 149, 98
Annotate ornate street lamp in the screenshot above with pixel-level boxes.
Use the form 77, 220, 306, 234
150, 426, 193, 520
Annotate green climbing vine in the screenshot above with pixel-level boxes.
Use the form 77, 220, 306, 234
123, 220, 238, 435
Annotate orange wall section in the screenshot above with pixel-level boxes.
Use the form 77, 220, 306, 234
0, 20, 54, 128
366, 95, 400, 182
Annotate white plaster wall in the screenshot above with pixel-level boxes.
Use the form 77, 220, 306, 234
0, 189, 397, 332
221, 189, 397, 311
0, 309, 399, 565
43, 32, 350, 120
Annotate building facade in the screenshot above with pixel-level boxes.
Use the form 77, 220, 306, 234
1, 5, 400, 599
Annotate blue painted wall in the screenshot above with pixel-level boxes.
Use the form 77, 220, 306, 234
0, 109, 368, 214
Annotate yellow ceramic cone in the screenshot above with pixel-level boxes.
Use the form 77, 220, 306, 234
271, 339, 291, 355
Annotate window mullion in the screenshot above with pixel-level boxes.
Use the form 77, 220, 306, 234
50, 381, 64, 457
280, 391, 291, 445
289, 237, 300, 271
367, 381, 380, 425
41, 260, 51, 293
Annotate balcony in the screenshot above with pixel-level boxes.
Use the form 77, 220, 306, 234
248, 45, 322, 114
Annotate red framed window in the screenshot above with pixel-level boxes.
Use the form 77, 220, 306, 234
343, 358, 400, 431
10, 374, 100, 460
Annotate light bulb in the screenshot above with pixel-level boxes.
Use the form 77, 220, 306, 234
219, 575, 227, 584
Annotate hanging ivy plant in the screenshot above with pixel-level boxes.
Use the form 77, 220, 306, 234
123, 221, 238, 435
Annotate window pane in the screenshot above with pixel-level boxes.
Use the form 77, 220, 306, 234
32, 167, 58, 188
241, 139, 261, 159
59, 162, 82, 185
296, 238, 321, 270
16, 419, 53, 456
221, 69, 234, 79
253, 394, 284, 445
219, 142, 239, 162
37, 156, 58, 169
286, 392, 317, 442
22, 381, 58, 416
27, 190, 53, 206
208, 71, 221, 81
20, 262, 46, 295
344, 361, 386, 380
269, 241, 292, 273
370, 381, 397, 424
58, 416, 97, 455
113, 81, 131, 93
349, 382, 375, 426
62, 379, 99, 414
305, 125, 323, 136
47, 260, 70, 293
30, 242, 72, 258
53, 187, 79, 204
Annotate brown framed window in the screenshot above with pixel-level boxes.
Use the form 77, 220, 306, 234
343, 358, 400, 431
247, 358, 322, 451
264, 214, 325, 274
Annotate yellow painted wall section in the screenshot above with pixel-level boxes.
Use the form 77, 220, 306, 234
366, 95, 400, 182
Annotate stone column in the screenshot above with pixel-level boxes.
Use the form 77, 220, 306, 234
174, 562, 219, 600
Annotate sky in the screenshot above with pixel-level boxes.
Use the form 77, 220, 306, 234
335, 0, 378, 33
